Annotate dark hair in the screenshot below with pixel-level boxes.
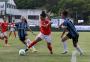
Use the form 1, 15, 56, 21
61, 10, 68, 17
24, 18, 27, 23
40, 11, 46, 18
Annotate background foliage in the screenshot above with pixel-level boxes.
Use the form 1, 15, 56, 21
15, 0, 90, 24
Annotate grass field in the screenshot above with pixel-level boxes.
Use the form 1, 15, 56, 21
0, 32, 90, 62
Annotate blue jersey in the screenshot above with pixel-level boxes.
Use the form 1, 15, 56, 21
63, 18, 78, 37
15, 22, 29, 37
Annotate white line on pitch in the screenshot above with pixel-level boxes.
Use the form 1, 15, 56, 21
71, 50, 77, 62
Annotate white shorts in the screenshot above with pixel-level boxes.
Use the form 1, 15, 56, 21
0, 32, 7, 37
10, 28, 15, 32
36, 32, 52, 43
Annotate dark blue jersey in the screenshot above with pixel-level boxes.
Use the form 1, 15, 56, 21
63, 18, 78, 37
15, 22, 29, 37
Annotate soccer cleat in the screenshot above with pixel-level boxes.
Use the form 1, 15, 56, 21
3, 44, 10, 47
80, 53, 84, 56
32, 49, 38, 53
50, 51, 53, 54
31, 48, 38, 53
25, 48, 29, 52
61, 51, 68, 54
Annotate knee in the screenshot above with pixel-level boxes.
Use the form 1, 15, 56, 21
73, 44, 77, 47
61, 38, 65, 42
47, 42, 51, 45
47, 43, 51, 47
35, 37, 42, 42
4, 36, 7, 39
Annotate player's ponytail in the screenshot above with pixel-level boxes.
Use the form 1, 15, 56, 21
61, 10, 68, 17
40, 11, 46, 18
24, 18, 27, 24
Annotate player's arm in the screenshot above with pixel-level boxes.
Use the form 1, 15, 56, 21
29, 28, 36, 36
8, 23, 11, 27
61, 29, 67, 38
29, 28, 33, 33
27, 24, 36, 36
58, 23, 67, 29
58, 22, 67, 38
40, 23, 47, 27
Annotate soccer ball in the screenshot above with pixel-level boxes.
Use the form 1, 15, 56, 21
19, 49, 26, 56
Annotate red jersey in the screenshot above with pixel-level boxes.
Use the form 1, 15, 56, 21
10, 22, 15, 28
40, 18, 51, 35
1, 22, 8, 33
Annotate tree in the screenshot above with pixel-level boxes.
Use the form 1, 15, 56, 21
15, 0, 90, 24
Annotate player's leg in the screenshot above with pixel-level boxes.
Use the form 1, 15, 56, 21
13, 28, 16, 38
47, 42, 53, 54
4, 32, 10, 46
9, 28, 13, 37
25, 32, 43, 52
9, 31, 12, 37
26, 38, 37, 52
0, 33, 4, 40
72, 34, 83, 55
25, 37, 42, 52
44, 35, 53, 54
14, 31, 16, 38
61, 34, 70, 54
20, 37, 27, 46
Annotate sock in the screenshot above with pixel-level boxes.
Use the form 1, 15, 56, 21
5, 39, 8, 44
28, 41, 37, 48
4, 37, 8, 44
62, 41, 68, 52
26, 39, 31, 46
47, 43, 52, 52
75, 45, 83, 54
26, 39, 36, 50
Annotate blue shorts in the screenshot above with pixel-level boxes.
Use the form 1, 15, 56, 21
67, 33, 79, 47
19, 37, 26, 41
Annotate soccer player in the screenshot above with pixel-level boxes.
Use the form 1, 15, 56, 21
25, 11, 53, 54
15, 16, 37, 52
58, 10, 83, 55
9, 20, 16, 38
0, 18, 10, 46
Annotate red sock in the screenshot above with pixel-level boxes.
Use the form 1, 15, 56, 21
28, 41, 37, 48
5, 39, 8, 44
47, 43, 52, 52
5, 37, 8, 44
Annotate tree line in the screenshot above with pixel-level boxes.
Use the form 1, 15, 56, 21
15, 0, 90, 24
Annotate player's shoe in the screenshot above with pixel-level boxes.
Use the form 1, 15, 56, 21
50, 51, 53, 54
29, 47, 38, 53
25, 48, 29, 52
80, 52, 84, 56
61, 51, 68, 54
3, 44, 10, 47
32, 48, 38, 53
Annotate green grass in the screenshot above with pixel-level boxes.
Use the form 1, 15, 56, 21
0, 32, 90, 62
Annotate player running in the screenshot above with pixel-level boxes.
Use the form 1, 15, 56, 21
9, 20, 16, 38
58, 10, 83, 55
0, 18, 10, 46
15, 16, 37, 52
25, 11, 53, 54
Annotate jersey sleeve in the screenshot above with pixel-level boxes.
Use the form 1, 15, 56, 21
26, 23, 30, 30
15, 23, 19, 28
16, 22, 20, 26
63, 21, 67, 26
